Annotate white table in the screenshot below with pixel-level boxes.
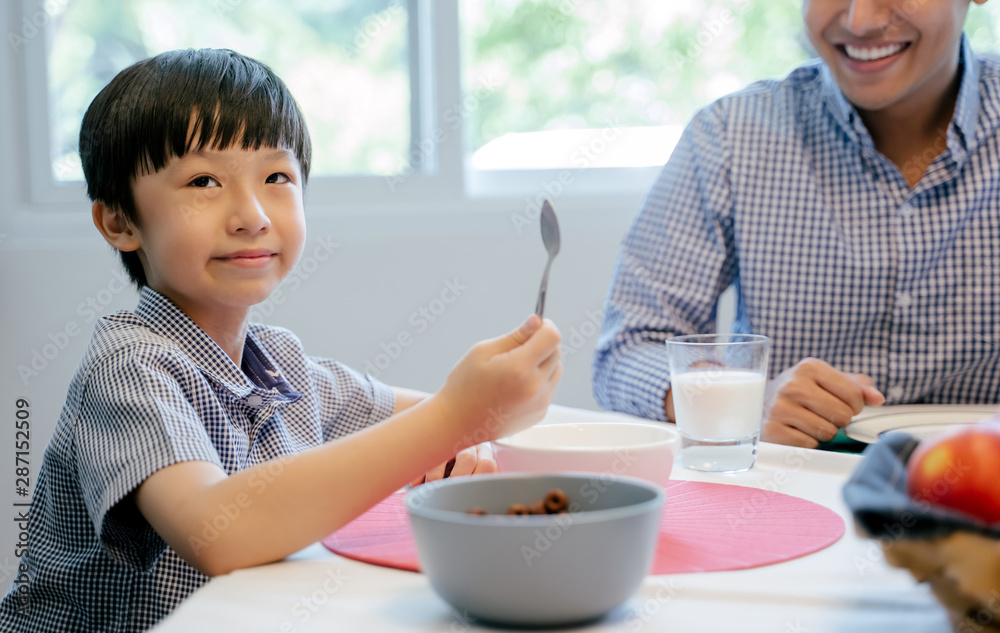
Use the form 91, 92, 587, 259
152, 408, 952, 633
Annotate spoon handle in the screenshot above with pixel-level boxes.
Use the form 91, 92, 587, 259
535, 256, 553, 318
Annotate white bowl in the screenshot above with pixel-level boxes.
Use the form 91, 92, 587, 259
493, 420, 679, 488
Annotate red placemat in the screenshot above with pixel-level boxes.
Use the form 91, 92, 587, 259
322, 481, 845, 574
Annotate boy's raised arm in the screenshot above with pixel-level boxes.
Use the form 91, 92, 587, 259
135, 316, 561, 577
392, 386, 429, 413
390, 387, 498, 485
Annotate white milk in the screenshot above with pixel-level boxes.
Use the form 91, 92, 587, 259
672, 370, 766, 441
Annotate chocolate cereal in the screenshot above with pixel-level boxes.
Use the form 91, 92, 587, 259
468, 489, 571, 516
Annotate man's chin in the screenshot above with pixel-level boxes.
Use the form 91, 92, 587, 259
839, 86, 906, 115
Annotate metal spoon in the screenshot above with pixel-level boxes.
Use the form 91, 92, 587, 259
535, 200, 561, 318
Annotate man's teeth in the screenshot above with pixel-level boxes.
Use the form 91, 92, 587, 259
844, 43, 906, 61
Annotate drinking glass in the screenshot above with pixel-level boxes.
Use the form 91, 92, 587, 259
667, 334, 770, 473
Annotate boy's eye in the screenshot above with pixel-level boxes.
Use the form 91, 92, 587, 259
266, 172, 290, 184
189, 175, 220, 188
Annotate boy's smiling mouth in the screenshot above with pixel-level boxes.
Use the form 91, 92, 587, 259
215, 248, 278, 267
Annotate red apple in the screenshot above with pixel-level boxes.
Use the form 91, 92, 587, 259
906, 421, 1000, 524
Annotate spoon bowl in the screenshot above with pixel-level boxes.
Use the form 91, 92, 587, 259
535, 200, 561, 317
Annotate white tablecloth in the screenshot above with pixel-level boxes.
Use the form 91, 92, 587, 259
151, 408, 951, 633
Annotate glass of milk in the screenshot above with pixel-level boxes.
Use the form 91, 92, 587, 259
666, 334, 770, 473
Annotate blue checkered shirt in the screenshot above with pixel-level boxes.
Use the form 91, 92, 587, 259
0, 288, 395, 632
594, 37, 1000, 421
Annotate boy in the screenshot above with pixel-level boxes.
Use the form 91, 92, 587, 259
0, 49, 562, 631
594, 0, 997, 447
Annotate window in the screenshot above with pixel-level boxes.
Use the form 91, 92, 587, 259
46, 0, 412, 181
461, 0, 808, 172
17, 0, 1000, 210
460, 0, 1000, 176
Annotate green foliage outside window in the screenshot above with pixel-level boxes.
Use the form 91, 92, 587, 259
48, 0, 408, 180
43, 0, 1000, 179
462, 0, 1000, 153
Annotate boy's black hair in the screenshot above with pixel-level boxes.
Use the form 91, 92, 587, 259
79, 48, 312, 288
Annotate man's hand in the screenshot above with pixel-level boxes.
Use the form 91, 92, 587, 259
762, 358, 885, 448
411, 442, 497, 487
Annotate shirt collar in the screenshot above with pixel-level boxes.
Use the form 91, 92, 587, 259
821, 63, 863, 147
133, 287, 301, 404
821, 33, 980, 155
951, 34, 979, 154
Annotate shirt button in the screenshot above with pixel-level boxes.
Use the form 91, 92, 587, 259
899, 203, 914, 217
247, 395, 263, 407
896, 292, 912, 308
887, 385, 904, 400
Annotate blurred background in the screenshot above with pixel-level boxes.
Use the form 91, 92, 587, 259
2, 0, 999, 592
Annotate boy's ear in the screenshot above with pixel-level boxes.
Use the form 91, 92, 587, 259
92, 201, 141, 252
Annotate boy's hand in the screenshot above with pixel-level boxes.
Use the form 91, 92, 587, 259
410, 442, 497, 487
761, 358, 885, 448
436, 315, 562, 445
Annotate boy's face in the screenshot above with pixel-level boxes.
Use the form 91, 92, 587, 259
803, 0, 987, 114
128, 144, 306, 324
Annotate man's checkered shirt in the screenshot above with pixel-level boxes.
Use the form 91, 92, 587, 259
594, 37, 1000, 421
0, 288, 395, 631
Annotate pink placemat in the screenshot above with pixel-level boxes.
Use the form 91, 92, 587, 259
322, 481, 845, 574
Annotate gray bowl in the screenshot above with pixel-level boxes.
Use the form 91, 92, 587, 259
405, 472, 665, 627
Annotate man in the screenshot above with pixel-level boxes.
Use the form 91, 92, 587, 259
594, 0, 998, 448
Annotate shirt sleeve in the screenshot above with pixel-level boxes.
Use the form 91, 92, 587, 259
593, 103, 739, 421
74, 345, 225, 571
307, 357, 396, 441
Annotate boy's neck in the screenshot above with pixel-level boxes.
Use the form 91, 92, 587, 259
856, 63, 963, 189
202, 319, 250, 367
179, 302, 251, 367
